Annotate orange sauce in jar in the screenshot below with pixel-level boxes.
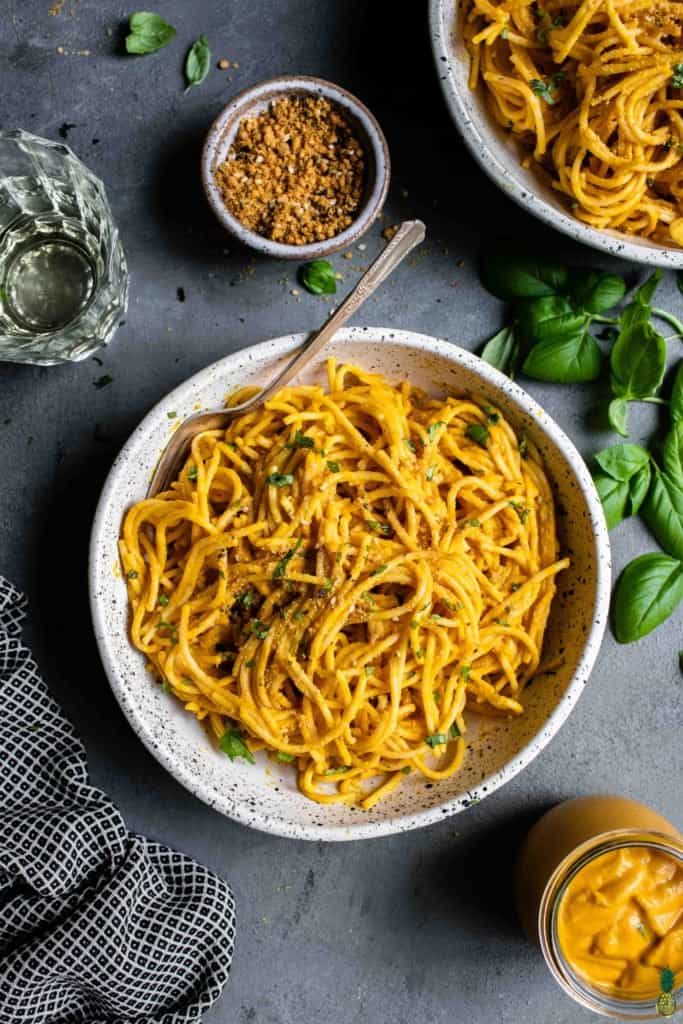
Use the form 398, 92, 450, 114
557, 845, 683, 999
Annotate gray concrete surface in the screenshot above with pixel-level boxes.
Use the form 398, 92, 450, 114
1, 2, 681, 1022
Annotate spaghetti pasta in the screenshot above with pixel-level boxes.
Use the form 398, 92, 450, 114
120, 361, 568, 808
461, 0, 683, 245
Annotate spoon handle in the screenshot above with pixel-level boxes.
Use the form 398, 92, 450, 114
251, 219, 426, 406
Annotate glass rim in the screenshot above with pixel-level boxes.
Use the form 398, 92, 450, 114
538, 829, 683, 1020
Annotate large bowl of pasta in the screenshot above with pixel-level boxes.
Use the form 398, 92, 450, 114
89, 327, 610, 840
430, 0, 683, 266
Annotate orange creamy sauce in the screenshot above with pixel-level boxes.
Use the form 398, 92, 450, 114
558, 846, 683, 998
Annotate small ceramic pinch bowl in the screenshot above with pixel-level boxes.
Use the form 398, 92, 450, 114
201, 75, 391, 260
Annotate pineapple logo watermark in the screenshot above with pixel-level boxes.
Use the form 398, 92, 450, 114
657, 967, 677, 1018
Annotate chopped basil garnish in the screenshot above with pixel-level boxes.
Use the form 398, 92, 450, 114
273, 537, 302, 580
286, 431, 315, 450
465, 423, 489, 447
276, 751, 295, 763
266, 472, 294, 487
326, 460, 341, 473
220, 727, 255, 764
250, 619, 270, 640
126, 569, 138, 580
426, 733, 447, 748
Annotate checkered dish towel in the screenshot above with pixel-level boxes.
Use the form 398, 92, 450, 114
0, 577, 236, 1023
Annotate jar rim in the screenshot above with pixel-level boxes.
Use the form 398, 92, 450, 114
538, 829, 683, 1019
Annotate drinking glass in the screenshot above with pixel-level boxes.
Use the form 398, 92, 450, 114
0, 129, 128, 365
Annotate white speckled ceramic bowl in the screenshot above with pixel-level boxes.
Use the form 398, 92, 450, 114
89, 328, 611, 841
201, 76, 390, 260
429, 0, 683, 268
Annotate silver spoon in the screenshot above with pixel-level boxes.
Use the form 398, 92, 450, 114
148, 219, 426, 497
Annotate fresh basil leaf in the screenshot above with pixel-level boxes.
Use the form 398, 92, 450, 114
480, 325, 519, 376
593, 471, 630, 530
220, 727, 256, 763
480, 254, 568, 301
594, 444, 650, 481
632, 269, 662, 308
569, 270, 626, 314
671, 361, 683, 424
642, 467, 683, 561
522, 325, 602, 383
610, 321, 666, 399
613, 553, 683, 643
185, 34, 211, 90
300, 259, 337, 296
663, 421, 683, 489
608, 397, 629, 437
126, 12, 176, 54
620, 270, 662, 330
628, 462, 652, 517
517, 295, 589, 348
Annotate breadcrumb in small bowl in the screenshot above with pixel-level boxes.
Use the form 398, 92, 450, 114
201, 75, 391, 260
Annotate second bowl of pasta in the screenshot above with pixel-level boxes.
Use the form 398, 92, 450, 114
430, 0, 683, 266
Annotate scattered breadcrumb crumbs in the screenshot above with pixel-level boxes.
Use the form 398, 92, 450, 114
343, 251, 353, 259
214, 95, 366, 245
49, 0, 66, 14
218, 58, 230, 69
382, 225, 398, 242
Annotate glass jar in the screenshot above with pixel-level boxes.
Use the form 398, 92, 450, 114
515, 796, 683, 1019
0, 129, 128, 365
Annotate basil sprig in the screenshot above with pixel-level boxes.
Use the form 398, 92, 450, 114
479, 256, 625, 384
478, 257, 679, 431
185, 34, 211, 91
596, 361, 683, 643
125, 12, 176, 54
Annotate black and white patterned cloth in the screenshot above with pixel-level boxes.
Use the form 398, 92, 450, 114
0, 576, 236, 1023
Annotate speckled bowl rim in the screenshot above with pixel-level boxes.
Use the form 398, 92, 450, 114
89, 327, 611, 841
429, 0, 683, 269
201, 75, 391, 260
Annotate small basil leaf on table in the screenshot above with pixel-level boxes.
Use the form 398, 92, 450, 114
517, 295, 589, 346
568, 270, 626, 314
613, 552, 683, 643
671, 361, 683, 424
641, 467, 683, 561
185, 34, 211, 90
125, 12, 176, 54
480, 325, 518, 376
594, 443, 650, 481
610, 321, 666, 399
593, 472, 630, 529
480, 254, 568, 301
619, 269, 662, 330
521, 324, 602, 383
608, 397, 629, 437
300, 259, 337, 295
